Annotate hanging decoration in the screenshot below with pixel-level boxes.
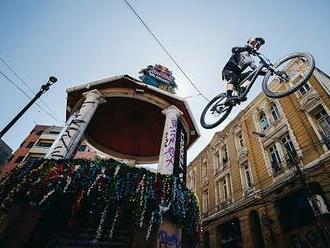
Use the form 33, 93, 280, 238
0, 158, 200, 246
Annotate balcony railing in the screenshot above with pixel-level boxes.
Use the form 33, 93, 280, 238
201, 198, 233, 219
271, 161, 282, 176
244, 186, 255, 196
219, 198, 232, 210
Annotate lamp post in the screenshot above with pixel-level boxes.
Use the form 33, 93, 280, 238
252, 130, 330, 244
0, 76, 57, 139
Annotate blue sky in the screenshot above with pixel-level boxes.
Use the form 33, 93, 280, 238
1, 0, 330, 162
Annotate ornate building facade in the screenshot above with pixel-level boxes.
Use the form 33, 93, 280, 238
188, 68, 330, 247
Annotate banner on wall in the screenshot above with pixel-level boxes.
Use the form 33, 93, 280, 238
173, 120, 187, 184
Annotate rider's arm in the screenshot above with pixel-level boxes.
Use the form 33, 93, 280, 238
232, 47, 250, 53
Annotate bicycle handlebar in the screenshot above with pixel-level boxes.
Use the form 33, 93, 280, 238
253, 51, 272, 65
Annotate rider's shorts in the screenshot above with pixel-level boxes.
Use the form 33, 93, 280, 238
222, 70, 239, 85
222, 70, 252, 86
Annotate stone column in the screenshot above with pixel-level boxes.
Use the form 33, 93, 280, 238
157, 105, 183, 175
46, 89, 106, 159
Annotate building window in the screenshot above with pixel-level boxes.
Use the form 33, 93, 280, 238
192, 171, 196, 190
311, 105, 330, 148
281, 134, 298, 163
269, 144, 281, 174
236, 131, 244, 150
222, 146, 229, 166
36, 139, 53, 148
188, 170, 196, 191
213, 150, 221, 171
259, 112, 270, 130
217, 175, 232, 209
223, 177, 228, 201
270, 103, 281, 122
202, 190, 209, 214
78, 144, 87, 152
26, 142, 35, 148
216, 180, 221, 206
299, 82, 311, 95
202, 160, 208, 178
14, 156, 25, 163
244, 164, 253, 188
25, 153, 44, 163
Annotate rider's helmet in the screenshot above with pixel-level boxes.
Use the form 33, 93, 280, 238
247, 37, 265, 51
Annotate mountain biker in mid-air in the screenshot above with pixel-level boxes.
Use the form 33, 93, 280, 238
201, 37, 314, 129
222, 37, 266, 105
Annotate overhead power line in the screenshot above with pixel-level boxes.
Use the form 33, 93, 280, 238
122, 0, 209, 102
0, 68, 64, 126
0, 56, 65, 125
0, 70, 32, 99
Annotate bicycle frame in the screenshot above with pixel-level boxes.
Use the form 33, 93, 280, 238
233, 52, 274, 103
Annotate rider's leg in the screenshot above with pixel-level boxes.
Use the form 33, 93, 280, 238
226, 82, 234, 98
222, 72, 239, 105
239, 71, 253, 92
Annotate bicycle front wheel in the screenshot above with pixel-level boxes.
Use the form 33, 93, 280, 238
262, 52, 315, 98
200, 93, 233, 129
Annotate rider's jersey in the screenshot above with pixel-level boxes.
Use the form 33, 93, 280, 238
223, 46, 257, 74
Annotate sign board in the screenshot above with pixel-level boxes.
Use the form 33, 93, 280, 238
139, 64, 177, 93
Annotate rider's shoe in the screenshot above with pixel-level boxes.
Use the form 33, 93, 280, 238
240, 86, 246, 93
224, 95, 239, 106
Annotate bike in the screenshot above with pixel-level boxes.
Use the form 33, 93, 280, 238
200, 52, 315, 129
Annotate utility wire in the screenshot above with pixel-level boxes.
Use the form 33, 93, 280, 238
0, 69, 64, 126
122, 0, 209, 102
0, 70, 32, 99
0, 56, 65, 125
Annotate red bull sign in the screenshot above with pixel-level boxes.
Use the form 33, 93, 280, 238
139, 64, 177, 93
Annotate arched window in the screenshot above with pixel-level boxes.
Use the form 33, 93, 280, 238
259, 112, 270, 130
269, 103, 281, 122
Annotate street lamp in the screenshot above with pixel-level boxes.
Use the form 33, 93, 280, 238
0, 76, 58, 139
252, 130, 330, 244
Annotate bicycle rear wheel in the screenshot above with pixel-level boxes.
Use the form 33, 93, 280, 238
200, 93, 233, 129
262, 52, 315, 98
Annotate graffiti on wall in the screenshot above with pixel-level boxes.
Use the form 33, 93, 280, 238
159, 230, 181, 248
164, 118, 178, 169
158, 221, 181, 248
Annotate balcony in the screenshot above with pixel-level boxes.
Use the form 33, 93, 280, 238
298, 89, 321, 113
218, 198, 233, 210
284, 153, 298, 169
237, 147, 248, 164
243, 185, 255, 196
271, 161, 282, 176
